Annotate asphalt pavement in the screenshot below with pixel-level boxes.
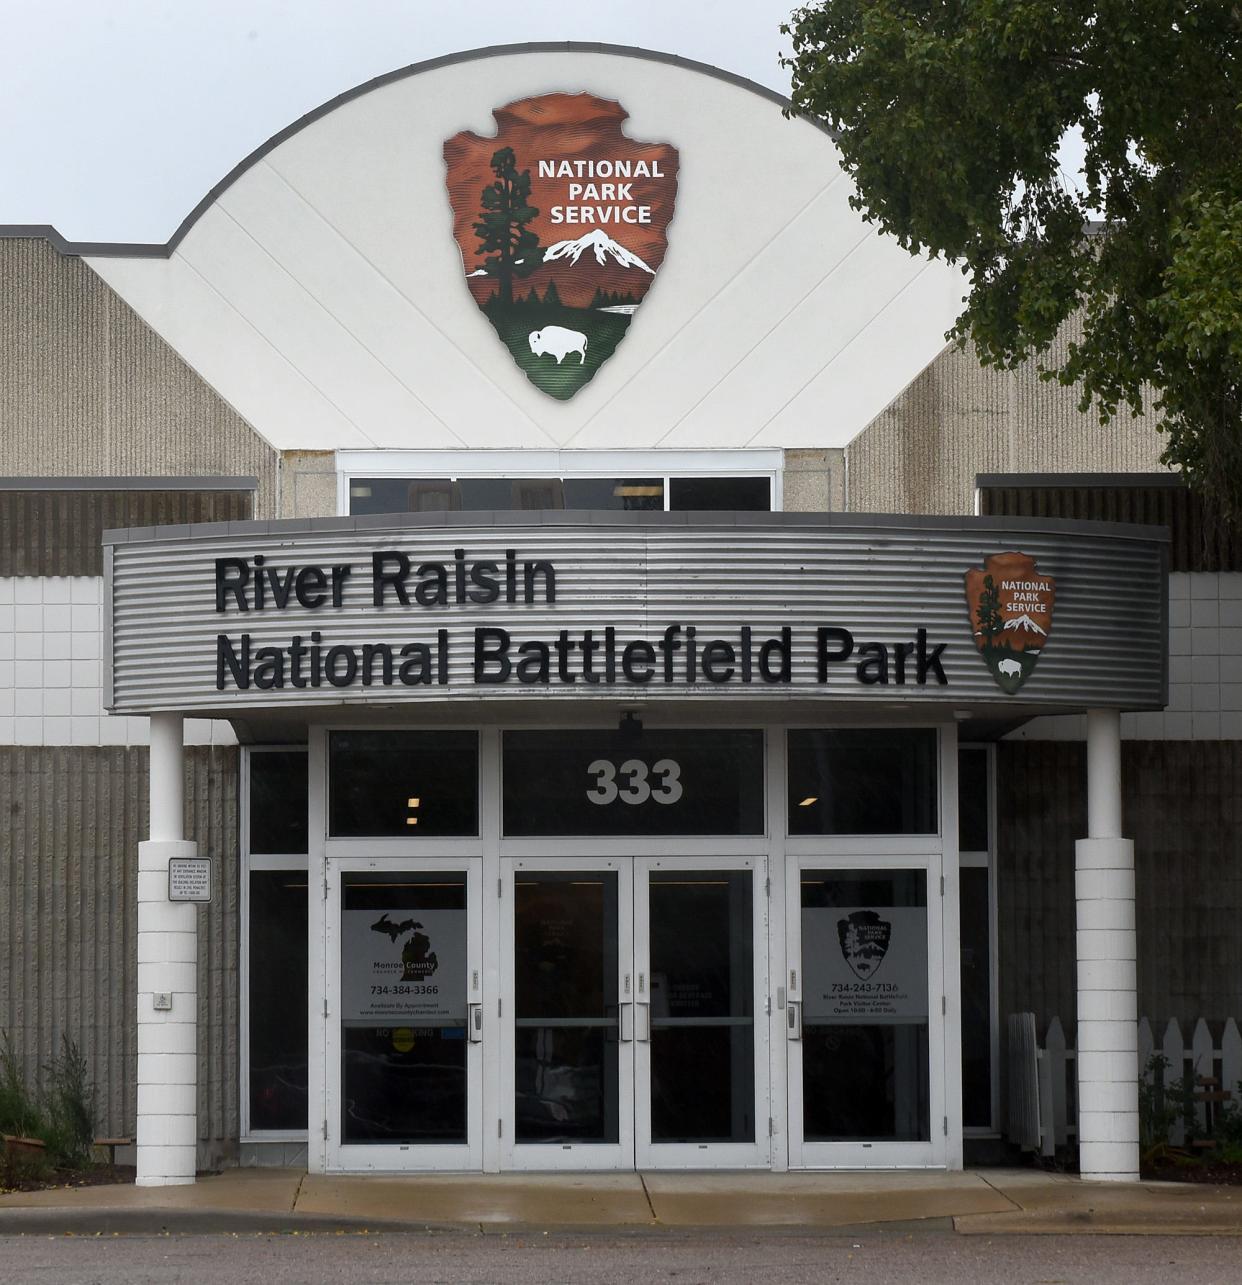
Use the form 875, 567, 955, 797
2, 1222, 1240, 1284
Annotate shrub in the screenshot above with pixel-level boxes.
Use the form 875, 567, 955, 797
1217, 1086, 1242, 1151
0, 1031, 44, 1139
42, 1038, 96, 1169
1139, 1053, 1183, 1160
0, 1031, 97, 1170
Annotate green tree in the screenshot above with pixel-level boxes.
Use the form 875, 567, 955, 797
473, 147, 542, 309
783, 4, 1242, 518
976, 575, 1003, 643
543, 279, 561, 308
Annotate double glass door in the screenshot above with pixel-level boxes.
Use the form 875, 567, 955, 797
324, 853, 942, 1171
500, 855, 769, 1169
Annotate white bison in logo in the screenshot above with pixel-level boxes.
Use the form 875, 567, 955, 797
997, 657, 1022, 678
528, 326, 588, 365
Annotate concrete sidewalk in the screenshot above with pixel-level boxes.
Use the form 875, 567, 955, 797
1, 1167, 1240, 1236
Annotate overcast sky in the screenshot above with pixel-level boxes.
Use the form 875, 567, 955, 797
0, 0, 799, 243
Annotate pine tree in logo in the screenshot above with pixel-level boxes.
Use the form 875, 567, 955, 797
473, 147, 542, 310
976, 574, 1003, 644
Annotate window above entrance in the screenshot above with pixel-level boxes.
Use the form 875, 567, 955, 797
329, 730, 480, 837
503, 728, 765, 837
337, 449, 781, 516
787, 729, 938, 835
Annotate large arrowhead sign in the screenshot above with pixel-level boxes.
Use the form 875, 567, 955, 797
444, 93, 679, 400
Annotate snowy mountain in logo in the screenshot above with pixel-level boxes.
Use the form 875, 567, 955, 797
1003, 613, 1048, 637
541, 229, 655, 274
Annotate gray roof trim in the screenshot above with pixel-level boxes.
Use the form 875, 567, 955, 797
102, 507, 1172, 547
0, 43, 823, 260
976, 472, 1185, 490
0, 475, 259, 491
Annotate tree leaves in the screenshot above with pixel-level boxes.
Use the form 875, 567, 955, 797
784, 1, 1242, 518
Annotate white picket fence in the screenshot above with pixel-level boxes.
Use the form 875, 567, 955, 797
1007, 1013, 1242, 1155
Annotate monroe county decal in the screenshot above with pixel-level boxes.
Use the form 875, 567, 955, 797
964, 552, 1056, 694
443, 93, 678, 399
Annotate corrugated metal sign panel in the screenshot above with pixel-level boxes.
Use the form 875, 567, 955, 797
104, 514, 1168, 714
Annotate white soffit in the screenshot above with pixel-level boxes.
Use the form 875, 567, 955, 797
85, 49, 965, 455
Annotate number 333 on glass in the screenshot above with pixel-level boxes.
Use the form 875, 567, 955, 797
586, 758, 682, 806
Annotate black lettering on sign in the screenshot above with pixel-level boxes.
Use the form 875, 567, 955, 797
475, 627, 511, 683
373, 551, 411, 606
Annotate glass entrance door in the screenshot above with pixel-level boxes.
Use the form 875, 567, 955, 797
327, 858, 484, 1171
500, 855, 767, 1170
635, 857, 769, 1168
502, 858, 634, 1169
785, 859, 945, 1168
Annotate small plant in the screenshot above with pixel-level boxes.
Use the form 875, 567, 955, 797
1139, 1053, 1183, 1164
1217, 1085, 1242, 1151
42, 1037, 96, 1169
0, 1031, 97, 1172
0, 1031, 45, 1139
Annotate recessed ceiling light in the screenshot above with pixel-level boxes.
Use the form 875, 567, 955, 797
798, 796, 817, 807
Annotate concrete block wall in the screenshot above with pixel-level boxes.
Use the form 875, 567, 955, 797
1009, 573, 1242, 742
0, 577, 234, 747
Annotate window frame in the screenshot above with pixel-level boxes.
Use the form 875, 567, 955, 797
957, 742, 999, 1137
240, 744, 311, 1143
335, 449, 783, 516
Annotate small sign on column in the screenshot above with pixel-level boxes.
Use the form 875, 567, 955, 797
168, 856, 212, 903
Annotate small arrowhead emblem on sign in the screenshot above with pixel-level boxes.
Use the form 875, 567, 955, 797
964, 552, 1056, 693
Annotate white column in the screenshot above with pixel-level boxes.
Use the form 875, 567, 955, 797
136, 712, 198, 1186
1075, 708, 1139, 1181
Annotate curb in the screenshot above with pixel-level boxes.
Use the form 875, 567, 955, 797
0, 1207, 474, 1236
0, 1209, 968, 1239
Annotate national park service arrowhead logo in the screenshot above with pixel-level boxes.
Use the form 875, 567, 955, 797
837, 910, 892, 980
964, 552, 1056, 694
444, 93, 679, 399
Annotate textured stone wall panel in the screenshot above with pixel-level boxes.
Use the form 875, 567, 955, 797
0, 239, 278, 517
0, 745, 239, 1146
997, 739, 1242, 1035
847, 319, 1167, 516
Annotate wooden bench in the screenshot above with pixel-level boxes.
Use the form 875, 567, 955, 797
93, 1136, 132, 1166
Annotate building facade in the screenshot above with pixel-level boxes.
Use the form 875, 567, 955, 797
2, 45, 1233, 1187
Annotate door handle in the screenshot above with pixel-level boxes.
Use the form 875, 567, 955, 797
787, 1000, 802, 1041
468, 1002, 483, 1043
619, 1002, 633, 1043
636, 1002, 651, 1043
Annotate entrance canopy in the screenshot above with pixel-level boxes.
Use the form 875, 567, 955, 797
104, 511, 1168, 723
